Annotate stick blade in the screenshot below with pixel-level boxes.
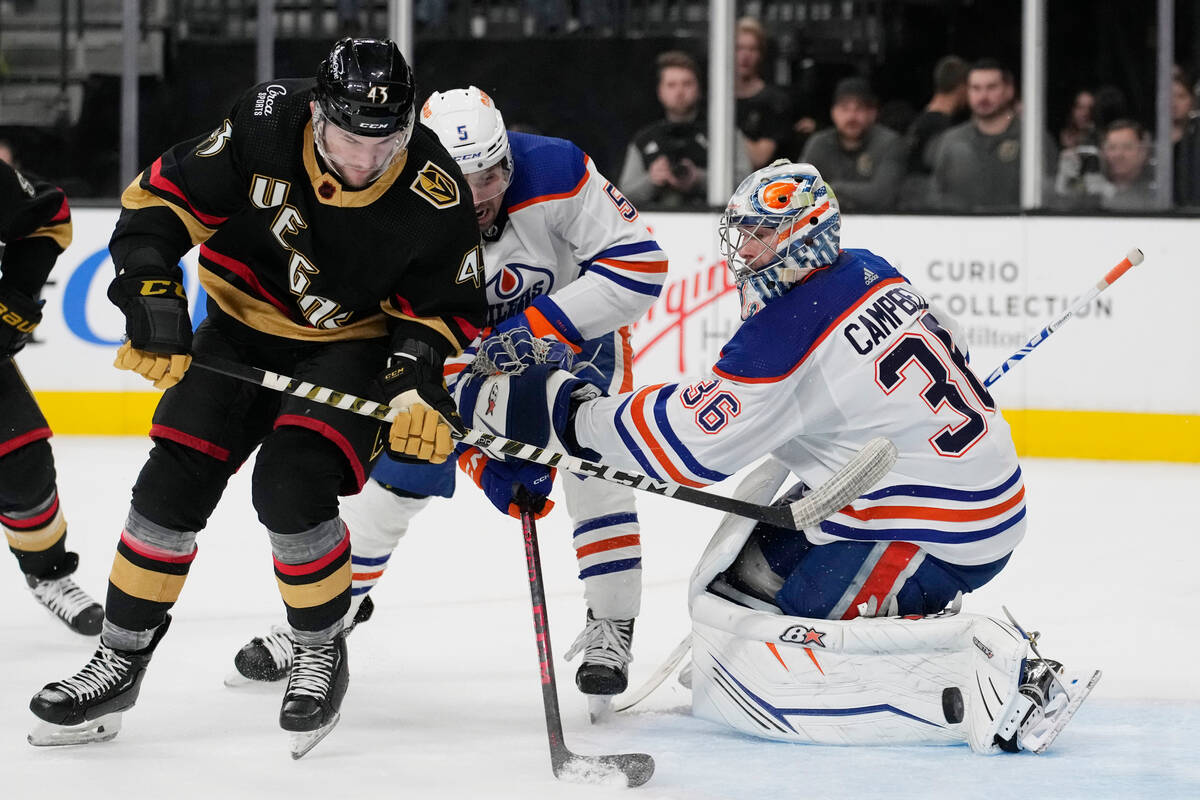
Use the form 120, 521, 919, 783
553, 752, 656, 787
788, 437, 898, 529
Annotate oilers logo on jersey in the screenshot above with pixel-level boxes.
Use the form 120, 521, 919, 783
486, 262, 556, 326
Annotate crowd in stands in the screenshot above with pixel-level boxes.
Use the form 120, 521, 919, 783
622, 18, 1200, 214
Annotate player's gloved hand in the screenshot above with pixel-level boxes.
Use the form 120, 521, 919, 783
457, 445, 556, 519
107, 266, 193, 390
462, 363, 601, 458
478, 325, 574, 375
0, 287, 43, 357
381, 339, 463, 464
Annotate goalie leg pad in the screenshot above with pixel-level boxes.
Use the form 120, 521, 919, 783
689, 592, 1036, 752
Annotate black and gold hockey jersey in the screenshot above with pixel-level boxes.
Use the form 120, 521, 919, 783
0, 161, 73, 298
109, 78, 487, 357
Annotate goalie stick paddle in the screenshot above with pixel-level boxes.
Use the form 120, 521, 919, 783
983, 248, 1143, 387
517, 492, 655, 787
190, 356, 897, 531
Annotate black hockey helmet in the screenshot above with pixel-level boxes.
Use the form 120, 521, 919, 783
315, 37, 416, 138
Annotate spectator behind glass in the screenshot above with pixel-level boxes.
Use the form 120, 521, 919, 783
0, 140, 14, 167
929, 58, 1056, 211
1098, 120, 1155, 211
799, 77, 905, 212
905, 55, 969, 176
618, 50, 708, 209
1170, 67, 1200, 206
1059, 89, 1096, 150
735, 17, 793, 172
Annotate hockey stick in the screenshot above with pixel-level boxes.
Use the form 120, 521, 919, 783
612, 634, 692, 713
191, 356, 898, 531
983, 248, 1143, 387
517, 491, 655, 787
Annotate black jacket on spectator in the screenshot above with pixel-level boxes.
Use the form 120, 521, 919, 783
619, 118, 708, 208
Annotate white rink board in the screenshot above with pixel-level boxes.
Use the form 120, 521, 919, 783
17, 208, 1195, 415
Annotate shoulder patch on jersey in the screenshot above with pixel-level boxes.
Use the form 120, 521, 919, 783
196, 119, 233, 158
410, 160, 460, 209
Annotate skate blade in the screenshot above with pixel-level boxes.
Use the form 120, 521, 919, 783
1021, 669, 1102, 754
28, 712, 122, 746
288, 711, 341, 760
587, 695, 614, 724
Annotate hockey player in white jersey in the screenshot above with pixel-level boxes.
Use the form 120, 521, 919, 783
230, 86, 668, 701
459, 159, 1099, 753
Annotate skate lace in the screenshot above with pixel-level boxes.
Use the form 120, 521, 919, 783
288, 643, 336, 700
56, 645, 133, 701
563, 617, 632, 669
31, 576, 95, 621
258, 625, 296, 670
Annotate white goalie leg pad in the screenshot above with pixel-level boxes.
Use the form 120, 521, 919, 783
690, 592, 1034, 753
339, 480, 431, 621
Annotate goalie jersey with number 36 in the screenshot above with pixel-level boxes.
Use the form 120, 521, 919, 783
572, 248, 1025, 569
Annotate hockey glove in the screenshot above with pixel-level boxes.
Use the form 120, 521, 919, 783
457, 445, 556, 519
460, 363, 601, 458
380, 339, 463, 464
107, 268, 193, 390
478, 324, 575, 375
0, 287, 43, 358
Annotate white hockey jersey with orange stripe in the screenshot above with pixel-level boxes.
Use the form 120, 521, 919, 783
571, 249, 1025, 566
474, 130, 667, 340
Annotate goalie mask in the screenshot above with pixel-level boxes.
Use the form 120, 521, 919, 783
313, 37, 416, 187
421, 86, 513, 205
719, 160, 841, 319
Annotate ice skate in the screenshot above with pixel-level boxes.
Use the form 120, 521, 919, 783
25, 552, 104, 636
28, 617, 170, 746
280, 632, 348, 759
994, 608, 1101, 754
225, 595, 373, 687
564, 611, 634, 722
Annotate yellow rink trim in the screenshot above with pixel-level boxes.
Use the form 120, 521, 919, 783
30, 391, 1200, 463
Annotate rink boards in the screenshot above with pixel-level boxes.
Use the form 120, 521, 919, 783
17, 208, 1198, 462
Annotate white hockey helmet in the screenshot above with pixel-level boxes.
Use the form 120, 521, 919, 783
719, 159, 841, 319
421, 85, 512, 202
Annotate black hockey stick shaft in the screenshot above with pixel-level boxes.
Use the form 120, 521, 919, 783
518, 493, 655, 787
190, 355, 805, 528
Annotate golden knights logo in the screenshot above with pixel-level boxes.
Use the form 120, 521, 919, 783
410, 161, 460, 209
196, 119, 233, 158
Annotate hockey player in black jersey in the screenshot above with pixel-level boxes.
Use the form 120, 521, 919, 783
0, 161, 105, 636
28, 38, 488, 758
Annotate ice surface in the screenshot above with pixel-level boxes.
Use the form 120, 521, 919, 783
2, 437, 1197, 799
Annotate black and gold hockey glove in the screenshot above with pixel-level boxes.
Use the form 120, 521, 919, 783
0, 287, 43, 358
379, 339, 463, 464
107, 260, 193, 390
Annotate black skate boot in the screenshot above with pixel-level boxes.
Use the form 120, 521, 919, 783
226, 595, 374, 687
564, 611, 634, 722
280, 631, 349, 759
25, 552, 104, 636
28, 616, 171, 746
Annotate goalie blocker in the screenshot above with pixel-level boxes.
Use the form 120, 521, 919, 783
685, 460, 1100, 755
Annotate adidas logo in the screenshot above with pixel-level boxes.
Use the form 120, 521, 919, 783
863, 268, 880, 286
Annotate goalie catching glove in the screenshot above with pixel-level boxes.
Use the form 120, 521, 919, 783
107, 256, 193, 390
457, 445, 556, 519
380, 339, 463, 464
479, 301, 581, 374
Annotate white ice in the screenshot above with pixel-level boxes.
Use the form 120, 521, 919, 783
2, 437, 1197, 799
